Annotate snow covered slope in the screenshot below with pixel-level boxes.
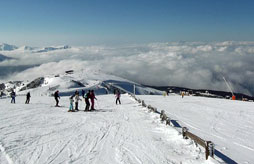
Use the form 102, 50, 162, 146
0, 94, 217, 164
4, 69, 162, 97
138, 94, 254, 164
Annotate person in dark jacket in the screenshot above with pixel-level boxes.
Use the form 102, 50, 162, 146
25, 92, 31, 104
54, 90, 60, 107
10, 90, 16, 104
84, 90, 90, 111
90, 90, 97, 110
0, 91, 3, 98
81, 89, 85, 98
74, 90, 78, 95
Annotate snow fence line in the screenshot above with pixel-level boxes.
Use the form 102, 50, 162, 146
128, 93, 215, 161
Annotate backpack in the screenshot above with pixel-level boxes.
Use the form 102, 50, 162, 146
84, 93, 89, 99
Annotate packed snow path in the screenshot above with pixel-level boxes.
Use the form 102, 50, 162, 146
0, 94, 214, 164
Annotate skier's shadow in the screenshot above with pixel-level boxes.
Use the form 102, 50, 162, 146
214, 149, 237, 164
86, 109, 114, 113
170, 120, 182, 128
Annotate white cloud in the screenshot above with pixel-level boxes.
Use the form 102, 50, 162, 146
1, 41, 254, 96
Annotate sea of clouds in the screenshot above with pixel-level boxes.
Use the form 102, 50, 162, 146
1, 41, 254, 96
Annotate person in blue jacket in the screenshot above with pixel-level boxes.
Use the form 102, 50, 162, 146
10, 90, 16, 104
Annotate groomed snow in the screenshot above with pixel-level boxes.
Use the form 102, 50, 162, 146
0, 94, 216, 164
137, 94, 254, 164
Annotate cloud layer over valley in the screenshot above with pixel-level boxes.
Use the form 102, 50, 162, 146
0, 41, 254, 96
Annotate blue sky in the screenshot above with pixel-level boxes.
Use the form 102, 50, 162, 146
0, 0, 254, 46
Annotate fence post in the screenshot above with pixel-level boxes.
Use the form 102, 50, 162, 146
166, 117, 171, 125
141, 100, 146, 107
160, 110, 165, 119
153, 107, 157, 113
182, 127, 188, 139
163, 114, 167, 121
207, 141, 214, 159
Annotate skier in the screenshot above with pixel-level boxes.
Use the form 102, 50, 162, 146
116, 90, 121, 105
68, 95, 75, 112
84, 90, 90, 111
54, 90, 60, 107
74, 92, 82, 111
10, 90, 16, 104
90, 90, 97, 111
25, 92, 31, 104
181, 92, 184, 98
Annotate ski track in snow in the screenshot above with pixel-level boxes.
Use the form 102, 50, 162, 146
0, 94, 215, 164
0, 142, 14, 164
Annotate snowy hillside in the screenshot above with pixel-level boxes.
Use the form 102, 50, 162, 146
1, 69, 162, 97
0, 94, 218, 164
1, 69, 252, 163
138, 94, 254, 164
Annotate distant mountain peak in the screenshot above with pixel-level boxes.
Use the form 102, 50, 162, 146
0, 43, 18, 51
35, 45, 71, 53
18, 46, 37, 51
0, 43, 72, 52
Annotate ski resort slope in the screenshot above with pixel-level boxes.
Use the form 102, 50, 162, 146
138, 95, 254, 164
0, 94, 217, 164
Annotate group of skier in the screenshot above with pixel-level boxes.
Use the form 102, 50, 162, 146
67, 90, 97, 112
9, 88, 121, 112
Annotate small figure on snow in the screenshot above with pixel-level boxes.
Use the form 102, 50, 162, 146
181, 92, 184, 98
0, 91, 3, 99
25, 92, 31, 104
74, 92, 82, 111
10, 90, 16, 104
54, 90, 60, 107
116, 90, 121, 105
90, 90, 97, 111
75, 90, 79, 95
84, 90, 90, 111
68, 95, 75, 112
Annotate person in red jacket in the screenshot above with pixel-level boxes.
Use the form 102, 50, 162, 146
115, 90, 121, 105
90, 90, 97, 110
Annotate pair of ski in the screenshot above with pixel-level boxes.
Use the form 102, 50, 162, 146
68, 109, 96, 112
